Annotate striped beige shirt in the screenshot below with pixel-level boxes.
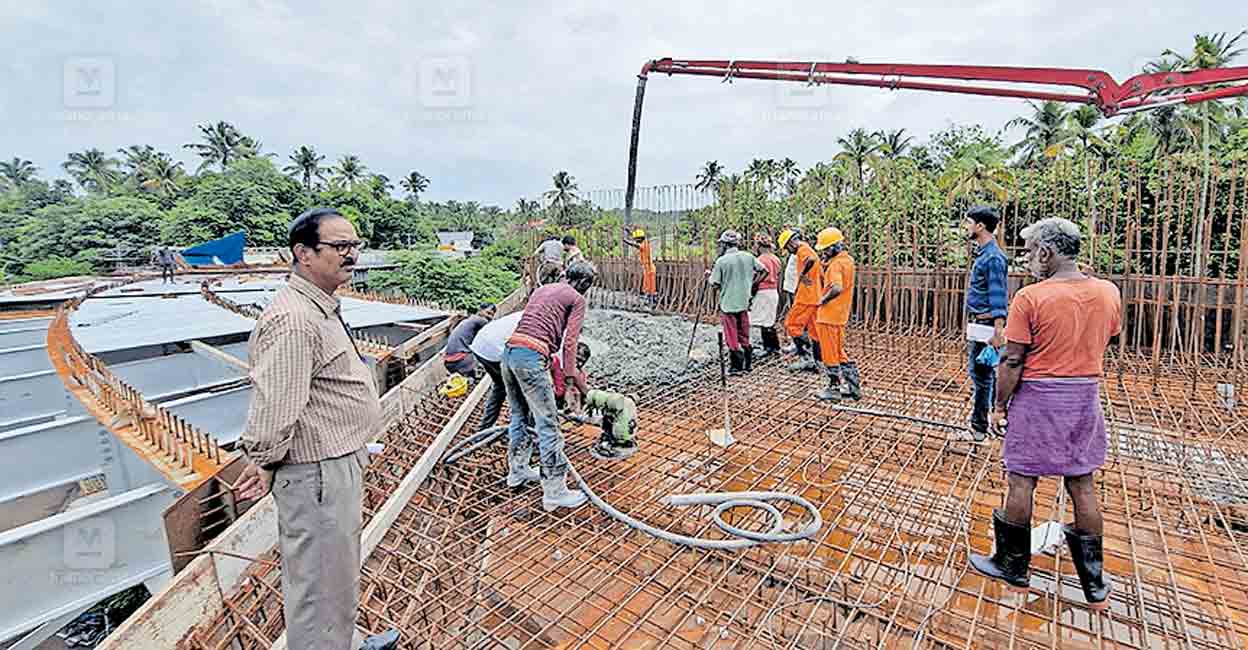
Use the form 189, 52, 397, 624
239, 273, 381, 467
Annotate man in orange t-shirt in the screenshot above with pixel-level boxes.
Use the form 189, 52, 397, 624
969, 217, 1121, 612
812, 227, 858, 401
623, 227, 658, 307
779, 228, 822, 372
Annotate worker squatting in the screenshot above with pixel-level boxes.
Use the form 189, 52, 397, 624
499, 208, 1121, 613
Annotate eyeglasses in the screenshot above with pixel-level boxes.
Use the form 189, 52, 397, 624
316, 239, 367, 255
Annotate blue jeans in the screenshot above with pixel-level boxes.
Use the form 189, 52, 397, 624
968, 340, 996, 433
502, 346, 566, 477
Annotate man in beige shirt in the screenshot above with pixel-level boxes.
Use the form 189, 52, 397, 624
235, 207, 396, 650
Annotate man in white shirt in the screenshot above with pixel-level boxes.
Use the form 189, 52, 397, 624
469, 311, 524, 431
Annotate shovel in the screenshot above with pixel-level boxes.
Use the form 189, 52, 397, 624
706, 332, 735, 448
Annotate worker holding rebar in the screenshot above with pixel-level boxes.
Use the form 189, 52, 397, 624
779, 228, 822, 372
708, 230, 767, 374
622, 227, 658, 307
443, 303, 496, 377
969, 217, 1121, 611
962, 205, 1010, 442
502, 262, 597, 511
234, 207, 397, 650
812, 227, 860, 401
750, 233, 783, 356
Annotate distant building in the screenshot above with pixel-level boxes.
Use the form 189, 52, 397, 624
435, 231, 476, 259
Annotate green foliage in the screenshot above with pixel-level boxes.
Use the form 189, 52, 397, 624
22, 255, 93, 281
160, 202, 232, 245
369, 249, 519, 310
188, 157, 308, 246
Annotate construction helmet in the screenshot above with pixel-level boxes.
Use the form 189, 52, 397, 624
631, 228, 646, 239
814, 227, 845, 251
777, 228, 799, 249
439, 374, 469, 399
718, 230, 741, 246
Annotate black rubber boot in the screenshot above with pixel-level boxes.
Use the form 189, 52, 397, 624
361, 629, 400, 650
743, 345, 754, 372
1064, 524, 1112, 610
728, 349, 745, 374
969, 509, 1032, 591
815, 365, 841, 401
842, 360, 863, 400
761, 327, 781, 354
787, 335, 820, 372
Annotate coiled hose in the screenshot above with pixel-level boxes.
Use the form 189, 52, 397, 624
442, 425, 822, 550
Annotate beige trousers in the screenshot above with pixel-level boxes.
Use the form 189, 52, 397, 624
272, 447, 368, 650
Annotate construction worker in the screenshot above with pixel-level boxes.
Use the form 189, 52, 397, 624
969, 217, 1121, 611
813, 228, 860, 401
468, 309, 524, 432
750, 234, 783, 356
502, 262, 596, 511
584, 389, 639, 460
963, 205, 1009, 442
443, 303, 496, 377
563, 235, 586, 268
779, 228, 822, 372
708, 230, 767, 373
622, 227, 658, 307
532, 234, 564, 287
154, 246, 176, 283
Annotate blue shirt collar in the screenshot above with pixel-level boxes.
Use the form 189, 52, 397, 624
975, 238, 1001, 258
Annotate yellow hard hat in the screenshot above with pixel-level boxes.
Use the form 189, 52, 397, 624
439, 373, 469, 399
814, 227, 845, 251
631, 228, 646, 239
777, 228, 796, 249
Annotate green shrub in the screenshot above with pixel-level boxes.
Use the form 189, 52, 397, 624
370, 249, 519, 310
22, 256, 93, 281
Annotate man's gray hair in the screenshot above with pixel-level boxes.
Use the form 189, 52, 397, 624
1021, 217, 1081, 258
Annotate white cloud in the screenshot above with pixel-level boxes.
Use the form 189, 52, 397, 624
0, 1, 1244, 206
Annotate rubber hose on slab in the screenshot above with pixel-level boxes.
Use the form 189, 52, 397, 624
444, 426, 822, 549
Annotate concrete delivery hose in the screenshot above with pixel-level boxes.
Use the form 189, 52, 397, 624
442, 425, 821, 550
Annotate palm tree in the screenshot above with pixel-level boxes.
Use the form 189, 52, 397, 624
1005, 100, 1070, 164
515, 198, 541, 223
0, 158, 39, 189
183, 121, 258, 173
400, 171, 429, 201
544, 171, 580, 226
778, 158, 800, 193
835, 129, 881, 190
716, 174, 742, 203
283, 145, 327, 192
938, 142, 1014, 206
368, 174, 392, 200
744, 158, 781, 195
694, 160, 723, 195
62, 148, 120, 193
877, 129, 914, 159
1153, 31, 1246, 276
138, 154, 185, 198
331, 155, 368, 189
118, 145, 159, 180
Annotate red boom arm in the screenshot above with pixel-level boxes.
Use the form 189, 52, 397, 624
623, 57, 1248, 220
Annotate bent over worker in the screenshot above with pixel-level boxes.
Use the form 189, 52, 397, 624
502, 262, 597, 511
444, 303, 496, 377
708, 229, 767, 374
968, 217, 1121, 611
779, 228, 822, 372
813, 227, 859, 401
234, 207, 396, 650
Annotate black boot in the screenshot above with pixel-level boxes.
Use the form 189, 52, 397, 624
842, 360, 862, 400
361, 629, 400, 650
760, 327, 781, 355
1064, 525, 1112, 610
728, 349, 745, 374
969, 509, 1031, 591
743, 345, 753, 372
787, 335, 820, 372
815, 365, 841, 401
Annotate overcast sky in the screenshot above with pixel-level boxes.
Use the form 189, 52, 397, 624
1, 2, 1244, 207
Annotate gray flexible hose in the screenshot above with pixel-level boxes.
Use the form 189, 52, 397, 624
443, 425, 822, 549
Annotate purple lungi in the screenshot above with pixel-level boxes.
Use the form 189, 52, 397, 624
1003, 378, 1106, 477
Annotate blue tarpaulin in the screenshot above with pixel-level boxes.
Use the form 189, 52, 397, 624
182, 231, 246, 266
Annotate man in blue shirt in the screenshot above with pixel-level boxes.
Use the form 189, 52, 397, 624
963, 205, 1009, 442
